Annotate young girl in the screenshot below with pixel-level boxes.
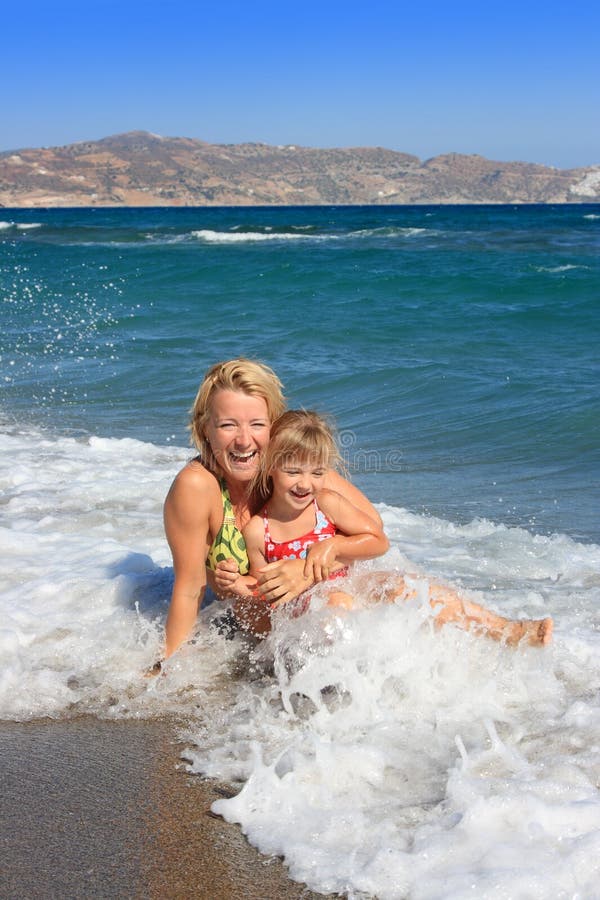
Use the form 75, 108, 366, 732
238, 410, 389, 635
233, 410, 553, 645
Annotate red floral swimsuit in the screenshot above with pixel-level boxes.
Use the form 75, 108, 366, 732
263, 499, 349, 580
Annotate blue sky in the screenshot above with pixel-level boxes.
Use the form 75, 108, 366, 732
3, 0, 598, 168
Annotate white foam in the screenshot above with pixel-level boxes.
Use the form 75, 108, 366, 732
186, 584, 600, 896
2, 423, 600, 895
191, 229, 317, 243
535, 263, 589, 273
0, 222, 43, 233
0, 426, 237, 719
185, 515, 600, 897
351, 226, 431, 239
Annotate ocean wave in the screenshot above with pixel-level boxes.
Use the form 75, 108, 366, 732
230, 223, 317, 233
1, 423, 598, 722
0, 221, 43, 232
350, 225, 431, 238
1, 221, 434, 246
534, 263, 590, 273
190, 225, 433, 244
3, 422, 600, 893
186, 526, 600, 897
191, 228, 320, 243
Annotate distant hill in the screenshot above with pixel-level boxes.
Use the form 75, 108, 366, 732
1, 131, 598, 207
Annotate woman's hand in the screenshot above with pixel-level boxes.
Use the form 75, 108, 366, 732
214, 558, 240, 593
215, 558, 257, 598
256, 558, 312, 608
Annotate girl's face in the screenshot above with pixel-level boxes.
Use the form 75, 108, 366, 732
270, 456, 328, 509
204, 389, 270, 481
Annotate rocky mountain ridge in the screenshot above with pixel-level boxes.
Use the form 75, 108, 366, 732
1, 131, 598, 206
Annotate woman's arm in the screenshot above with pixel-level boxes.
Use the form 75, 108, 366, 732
303, 489, 389, 582
322, 469, 383, 529
163, 465, 214, 657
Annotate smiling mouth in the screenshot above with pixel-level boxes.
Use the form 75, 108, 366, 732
291, 489, 311, 499
229, 450, 258, 465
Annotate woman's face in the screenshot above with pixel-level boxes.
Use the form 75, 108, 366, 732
204, 389, 270, 481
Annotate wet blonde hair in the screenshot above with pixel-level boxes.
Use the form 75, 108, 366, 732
254, 409, 342, 499
190, 358, 286, 472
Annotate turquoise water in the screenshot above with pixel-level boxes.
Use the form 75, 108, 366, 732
2, 206, 600, 897
2, 204, 599, 540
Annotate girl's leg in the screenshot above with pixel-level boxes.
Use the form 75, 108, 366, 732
426, 582, 553, 645
383, 575, 553, 646
326, 589, 355, 610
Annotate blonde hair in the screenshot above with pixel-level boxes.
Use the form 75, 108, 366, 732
190, 358, 286, 471
255, 409, 342, 499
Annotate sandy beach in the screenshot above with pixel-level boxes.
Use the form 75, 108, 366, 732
1, 717, 326, 899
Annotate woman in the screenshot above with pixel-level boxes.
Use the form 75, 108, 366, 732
163, 358, 384, 658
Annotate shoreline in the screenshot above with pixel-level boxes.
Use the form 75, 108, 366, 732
0, 717, 327, 899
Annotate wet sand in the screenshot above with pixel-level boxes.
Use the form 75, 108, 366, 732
0, 718, 329, 899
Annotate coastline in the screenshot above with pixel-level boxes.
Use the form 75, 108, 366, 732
1, 132, 598, 207
0, 717, 326, 899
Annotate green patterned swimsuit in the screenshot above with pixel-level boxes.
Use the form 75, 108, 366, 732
206, 479, 250, 575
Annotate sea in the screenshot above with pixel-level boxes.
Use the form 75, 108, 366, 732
1, 205, 599, 898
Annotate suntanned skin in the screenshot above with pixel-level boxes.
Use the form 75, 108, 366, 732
163, 390, 383, 658
164, 389, 552, 660
234, 460, 553, 646
240, 469, 390, 635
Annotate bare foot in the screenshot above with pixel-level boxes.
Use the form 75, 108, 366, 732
507, 617, 553, 647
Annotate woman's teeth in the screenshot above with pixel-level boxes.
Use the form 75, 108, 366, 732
230, 450, 256, 463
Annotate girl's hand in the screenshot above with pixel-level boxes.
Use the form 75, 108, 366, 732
304, 536, 341, 583
256, 558, 312, 607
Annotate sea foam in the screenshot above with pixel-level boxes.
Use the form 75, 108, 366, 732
191, 229, 318, 243
2, 423, 600, 894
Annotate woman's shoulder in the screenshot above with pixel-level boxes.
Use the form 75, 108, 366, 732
314, 488, 345, 519
315, 487, 345, 508
321, 470, 383, 528
165, 458, 221, 510
322, 469, 348, 491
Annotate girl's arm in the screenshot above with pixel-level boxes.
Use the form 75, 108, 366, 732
243, 515, 270, 579
256, 477, 383, 605
234, 517, 281, 636
304, 489, 389, 583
